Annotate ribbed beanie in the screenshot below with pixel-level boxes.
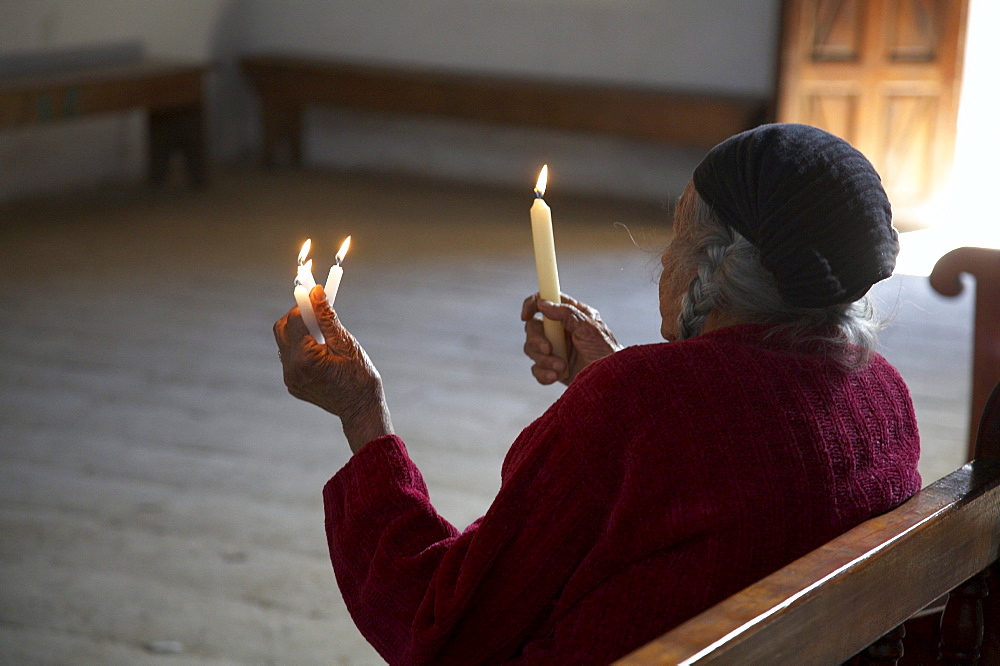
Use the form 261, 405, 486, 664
692, 123, 898, 308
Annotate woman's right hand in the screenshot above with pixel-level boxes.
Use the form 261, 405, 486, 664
273, 285, 393, 454
521, 293, 622, 386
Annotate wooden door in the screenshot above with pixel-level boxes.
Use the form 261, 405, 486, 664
777, 0, 968, 219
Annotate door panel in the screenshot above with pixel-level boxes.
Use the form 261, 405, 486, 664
881, 91, 939, 199
812, 0, 864, 62
807, 91, 859, 139
887, 0, 947, 62
778, 0, 967, 218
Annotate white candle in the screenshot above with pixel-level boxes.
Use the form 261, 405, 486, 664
294, 240, 325, 344
530, 165, 567, 362
297, 258, 316, 291
325, 236, 352, 307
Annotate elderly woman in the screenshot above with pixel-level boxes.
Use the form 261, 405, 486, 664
273, 123, 920, 664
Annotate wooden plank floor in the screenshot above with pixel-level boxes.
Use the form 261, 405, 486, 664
0, 170, 972, 664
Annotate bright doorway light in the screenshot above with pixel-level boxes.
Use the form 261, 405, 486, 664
895, 0, 1000, 276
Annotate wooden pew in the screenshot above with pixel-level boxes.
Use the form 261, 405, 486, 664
616, 382, 1000, 665
931, 247, 1000, 461
0, 58, 208, 186
240, 53, 769, 168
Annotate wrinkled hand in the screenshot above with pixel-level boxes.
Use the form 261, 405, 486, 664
521, 292, 622, 386
273, 285, 393, 453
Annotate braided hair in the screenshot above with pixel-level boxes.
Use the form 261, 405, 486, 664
672, 183, 880, 369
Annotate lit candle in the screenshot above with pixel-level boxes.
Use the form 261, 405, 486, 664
293, 239, 325, 345
296, 258, 316, 291
530, 165, 567, 362
325, 236, 352, 307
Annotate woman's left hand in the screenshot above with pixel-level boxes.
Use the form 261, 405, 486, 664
521, 292, 622, 385
273, 285, 393, 454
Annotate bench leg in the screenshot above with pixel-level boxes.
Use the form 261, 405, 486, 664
260, 103, 302, 169
856, 624, 905, 665
148, 106, 207, 187
938, 569, 990, 664
980, 563, 1000, 665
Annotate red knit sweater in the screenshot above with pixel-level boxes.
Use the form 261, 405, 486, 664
323, 325, 920, 664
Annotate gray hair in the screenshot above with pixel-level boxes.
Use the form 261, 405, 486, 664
674, 183, 880, 369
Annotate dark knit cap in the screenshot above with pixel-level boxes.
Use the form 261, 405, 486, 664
691, 123, 898, 308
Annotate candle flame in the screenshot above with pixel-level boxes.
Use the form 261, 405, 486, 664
298, 239, 312, 265
336, 236, 352, 264
534, 165, 548, 198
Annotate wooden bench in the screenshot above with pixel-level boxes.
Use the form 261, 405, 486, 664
240, 53, 769, 169
931, 247, 1000, 460
617, 382, 1000, 665
0, 58, 208, 186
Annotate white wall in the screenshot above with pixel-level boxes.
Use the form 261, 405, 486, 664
240, 0, 782, 203
0, 0, 781, 202
0, 0, 240, 200
243, 0, 779, 94
0, 0, 231, 57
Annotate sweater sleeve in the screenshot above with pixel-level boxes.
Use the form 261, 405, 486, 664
323, 404, 619, 665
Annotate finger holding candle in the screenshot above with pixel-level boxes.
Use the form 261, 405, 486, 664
325, 235, 352, 307
310, 285, 348, 346
529, 165, 567, 362
521, 302, 567, 386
